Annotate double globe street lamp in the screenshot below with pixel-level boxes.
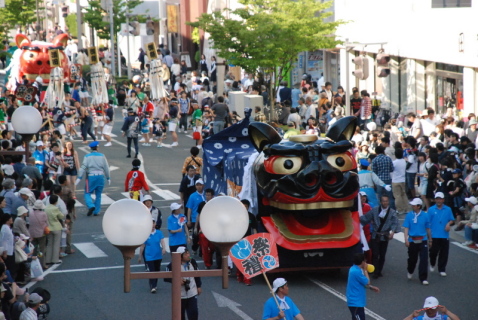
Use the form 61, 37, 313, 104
103, 196, 249, 319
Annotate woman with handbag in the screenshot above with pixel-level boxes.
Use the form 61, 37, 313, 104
125, 91, 141, 115
45, 195, 65, 265
29, 200, 49, 269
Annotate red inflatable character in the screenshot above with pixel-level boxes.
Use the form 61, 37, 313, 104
14, 33, 70, 84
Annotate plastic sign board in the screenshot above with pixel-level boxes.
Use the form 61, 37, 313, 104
229, 233, 279, 279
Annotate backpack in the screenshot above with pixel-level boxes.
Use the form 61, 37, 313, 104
127, 116, 140, 138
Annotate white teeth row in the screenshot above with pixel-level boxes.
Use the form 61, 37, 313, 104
269, 199, 354, 210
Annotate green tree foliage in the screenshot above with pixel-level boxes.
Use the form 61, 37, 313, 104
65, 14, 78, 38
83, 0, 143, 40
190, 0, 345, 102
0, 0, 37, 33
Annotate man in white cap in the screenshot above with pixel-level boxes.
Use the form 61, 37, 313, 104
403, 198, 432, 285
165, 247, 202, 320
428, 192, 454, 277
19, 292, 43, 320
143, 195, 161, 229
263, 278, 304, 320
186, 178, 205, 255
167, 203, 190, 253
403, 296, 460, 320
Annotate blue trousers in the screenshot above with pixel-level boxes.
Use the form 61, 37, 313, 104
145, 259, 162, 289
407, 240, 429, 281
84, 175, 104, 215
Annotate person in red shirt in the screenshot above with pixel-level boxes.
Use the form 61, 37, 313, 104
124, 159, 150, 200
142, 96, 155, 144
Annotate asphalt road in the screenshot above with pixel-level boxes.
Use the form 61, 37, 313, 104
25, 114, 478, 320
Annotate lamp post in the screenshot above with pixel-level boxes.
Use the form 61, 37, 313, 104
1, 106, 43, 159
103, 196, 249, 320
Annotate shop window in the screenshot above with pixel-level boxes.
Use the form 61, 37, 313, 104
432, 0, 472, 8
436, 63, 464, 73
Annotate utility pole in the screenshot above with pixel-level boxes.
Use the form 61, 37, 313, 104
76, 0, 83, 49
109, 0, 116, 77
126, 13, 132, 79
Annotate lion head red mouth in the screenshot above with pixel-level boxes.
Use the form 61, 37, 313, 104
248, 117, 361, 252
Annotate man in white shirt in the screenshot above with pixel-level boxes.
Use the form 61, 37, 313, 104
304, 97, 317, 122
407, 113, 422, 139
391, 148, 409, 214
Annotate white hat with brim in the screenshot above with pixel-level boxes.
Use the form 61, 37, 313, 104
170, 203, 182, 211
272, 278, 287, 292
17, 206, 28, 216
465, 196, 478, 205
409, 198, 423, 206
434, 192, 445, 199
143, 195, 153, 202
423, 296, 439, 309
176, 246, 187, 254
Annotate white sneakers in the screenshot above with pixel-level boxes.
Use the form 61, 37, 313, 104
440, 272, 447, 277
171, 142, 178, 147
142, 143, 151, 146
429, 265, 435, 272
184, 131, 188, 134
407, 273, 413, 279
157, 143, 162, 148
422, 280, 429, 285
104, 142, 112, 147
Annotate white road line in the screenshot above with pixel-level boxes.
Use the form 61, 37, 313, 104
393, 233, 405, 243
50, 260, 205, 274
451, 241, 478, 255
121, 192, 131, 199
90, 193, 116, 205
153, 189, 181, 200
74, 242, 108, 258
307, 277, 387, 320
25, 262, 61, 289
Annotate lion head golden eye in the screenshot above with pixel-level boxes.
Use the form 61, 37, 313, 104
327, 152, 356, 171
266, 156, 302, 174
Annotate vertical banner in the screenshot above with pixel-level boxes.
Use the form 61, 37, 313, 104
167, 5, 178, 33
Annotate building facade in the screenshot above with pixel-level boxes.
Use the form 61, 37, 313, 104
332, 0, 477, 116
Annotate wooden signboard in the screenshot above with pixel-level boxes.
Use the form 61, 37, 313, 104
88, 47, 99, 65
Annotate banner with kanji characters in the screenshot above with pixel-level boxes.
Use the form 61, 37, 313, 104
229, 233, 279, 279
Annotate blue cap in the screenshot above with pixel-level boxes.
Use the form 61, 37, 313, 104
453, 168, 462, 174
359, 159, 370, 167
89, 141, 99, 148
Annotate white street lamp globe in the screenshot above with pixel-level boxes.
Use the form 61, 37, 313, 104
102, 199, 153, 246
11, 106, 43, 134
200, 196, 249, 243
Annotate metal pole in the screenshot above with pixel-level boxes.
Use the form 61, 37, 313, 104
171, 252, 182, 320
117, 36, 122, 77
345, 39, 350, 116
126, 14, 132, 79
109, 0, 116, 77
124, 256, 131, 293
76, 0, 83, 50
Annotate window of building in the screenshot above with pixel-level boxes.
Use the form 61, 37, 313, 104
432, 0, 472, 8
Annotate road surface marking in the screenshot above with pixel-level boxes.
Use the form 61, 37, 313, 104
307, 277, 387, 320
90, 193, 116, 205
74, 242, 108, 258
393, 233, 405, 243
25, 262, 61, 289
49, 260, 205, 274
212, 291, 253, 320
153, 189, 181, 200
451, 241, 478, 255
